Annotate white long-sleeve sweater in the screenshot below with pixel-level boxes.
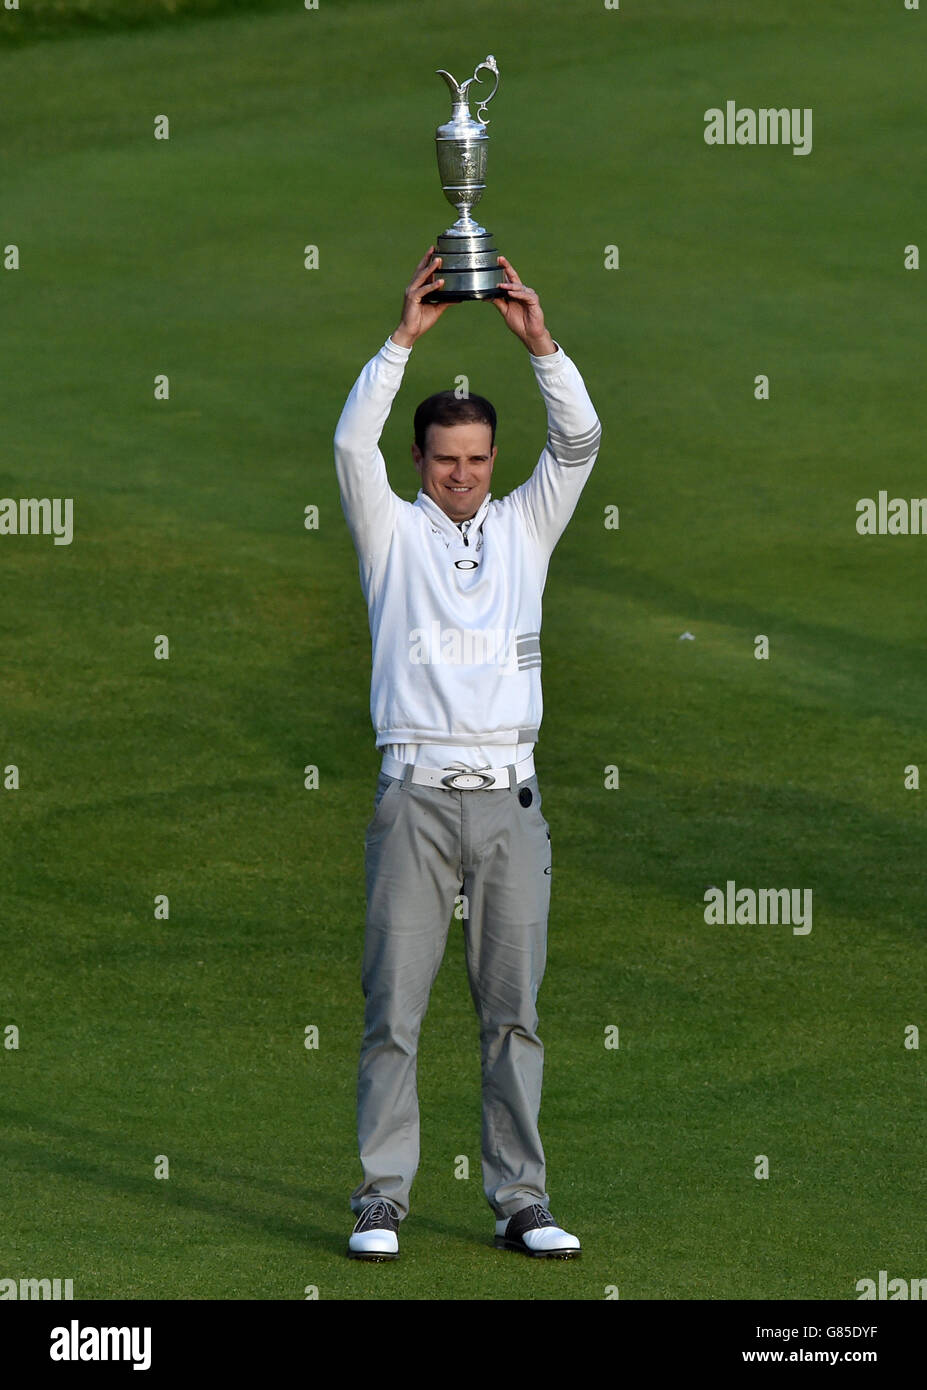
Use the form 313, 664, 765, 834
333, 334, 601, 766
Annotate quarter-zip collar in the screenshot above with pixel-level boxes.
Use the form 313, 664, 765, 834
414, 489, 492, 544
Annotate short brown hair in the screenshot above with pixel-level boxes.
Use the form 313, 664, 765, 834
413, 391, 496, 454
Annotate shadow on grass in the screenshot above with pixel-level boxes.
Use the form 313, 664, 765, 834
0, 1105, 485, 1260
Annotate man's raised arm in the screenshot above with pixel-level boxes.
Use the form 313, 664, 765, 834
490, 255, 602, 558
333, 248, 456, 587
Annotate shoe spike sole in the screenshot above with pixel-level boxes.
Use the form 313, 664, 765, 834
493, 1236, 581, 1259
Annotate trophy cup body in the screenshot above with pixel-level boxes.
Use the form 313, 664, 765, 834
422, 55, 506, 303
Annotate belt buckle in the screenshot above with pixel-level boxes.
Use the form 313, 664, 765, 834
439, 769, 498, 791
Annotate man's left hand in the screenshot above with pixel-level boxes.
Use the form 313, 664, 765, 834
491, 255, 556, 355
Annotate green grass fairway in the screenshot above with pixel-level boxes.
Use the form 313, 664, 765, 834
1, 0, 924, 1301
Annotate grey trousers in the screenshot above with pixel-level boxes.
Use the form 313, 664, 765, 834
350, 765, 553, 1222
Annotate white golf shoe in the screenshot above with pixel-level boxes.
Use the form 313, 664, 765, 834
494, 1203, 581, 1258
348, 1199, 401, 1261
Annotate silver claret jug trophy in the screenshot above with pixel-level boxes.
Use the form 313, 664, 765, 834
422, 54, 507, 303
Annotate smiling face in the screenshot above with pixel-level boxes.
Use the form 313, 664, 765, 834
412, 421, 497, 523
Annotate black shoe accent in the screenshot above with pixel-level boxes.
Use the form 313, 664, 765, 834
352, 1199, 400, 1234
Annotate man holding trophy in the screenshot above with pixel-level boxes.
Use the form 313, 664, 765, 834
333, 57, 602, 1262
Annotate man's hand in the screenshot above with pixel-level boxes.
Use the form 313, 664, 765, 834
390, 247, 456, 348
492, 255, 556, 355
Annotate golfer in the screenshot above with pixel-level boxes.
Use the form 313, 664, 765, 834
333, 247, 602, 1260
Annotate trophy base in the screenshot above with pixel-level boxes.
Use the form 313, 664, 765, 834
422, 229, 506, 303
424, 286, 508, 303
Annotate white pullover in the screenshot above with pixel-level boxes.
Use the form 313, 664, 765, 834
333, 334, 601, 765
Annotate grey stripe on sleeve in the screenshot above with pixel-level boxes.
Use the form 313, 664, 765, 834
546, 421, 602, 467
516, 632, 541, 670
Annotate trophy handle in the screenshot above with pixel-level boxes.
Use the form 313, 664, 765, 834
470, 54, 500, 124
435, 55, 500, 123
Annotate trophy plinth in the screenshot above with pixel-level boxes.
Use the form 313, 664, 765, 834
422, 55, 506, 304
429, 228, 504, 302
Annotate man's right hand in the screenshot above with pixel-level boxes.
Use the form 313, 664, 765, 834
390, 247, 456, 347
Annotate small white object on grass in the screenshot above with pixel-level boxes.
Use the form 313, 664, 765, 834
678, 631, 695, 641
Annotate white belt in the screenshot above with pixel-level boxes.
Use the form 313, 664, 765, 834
380, 751, 535, 790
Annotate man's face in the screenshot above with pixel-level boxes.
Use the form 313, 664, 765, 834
412, 421, 497, 523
